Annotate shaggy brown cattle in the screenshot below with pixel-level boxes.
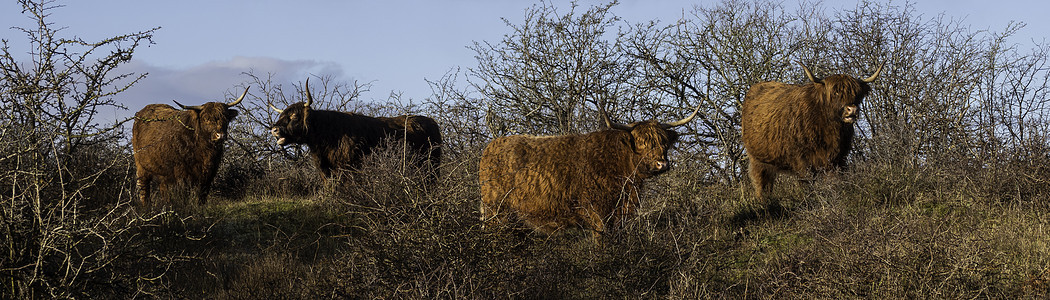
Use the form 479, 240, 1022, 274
741, 61, 884, 201
478, 105, 701, 237
269, 79, 442, 180
132, 87, 248, 206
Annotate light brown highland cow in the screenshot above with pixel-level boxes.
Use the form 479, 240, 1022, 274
479, 105, 700, 238
742, 61, 884, 201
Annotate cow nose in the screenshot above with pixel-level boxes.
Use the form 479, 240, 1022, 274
214, 133, 224, 140
654, 160, 669, 172
270, 127, 280, 137
844, 106, 858, 117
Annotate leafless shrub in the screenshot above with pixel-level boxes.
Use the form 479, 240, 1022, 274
5, 0, 1050, 298
0, 0, 170, 297
421, 69, 491, 158
468, 0, 649, 137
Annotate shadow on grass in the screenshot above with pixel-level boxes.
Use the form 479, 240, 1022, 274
123, 196, 365, 297
728, 199, 790, 228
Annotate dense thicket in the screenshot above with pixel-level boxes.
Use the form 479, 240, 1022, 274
0, 0, 162, 297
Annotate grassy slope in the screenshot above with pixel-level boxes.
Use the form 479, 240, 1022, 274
132, 156, 1050, 299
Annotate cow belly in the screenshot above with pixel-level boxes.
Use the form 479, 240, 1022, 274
479, 141, 582, 232
482, 166, 573, 229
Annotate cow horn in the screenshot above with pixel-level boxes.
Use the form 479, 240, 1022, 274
799, 61, 821, 84
862, 62, 886, 83
173, 100, 202, 110
661, 104, 702, 128
227, 86, 249, 107
269, 103, 284, 113
599, 103, 633, 131
303, 78, 313, 108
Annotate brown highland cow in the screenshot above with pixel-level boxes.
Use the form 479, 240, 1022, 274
479, 105, 701, 238
269, 79, 442, 180
741, 61, 884, 201
132, 87, 248, 206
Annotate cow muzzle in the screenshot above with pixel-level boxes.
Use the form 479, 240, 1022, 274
842, 105, 859, 124
270, 127, 288, 145
651, 160, 671, 174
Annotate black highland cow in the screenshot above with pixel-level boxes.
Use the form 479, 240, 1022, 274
269, 79, 442, 180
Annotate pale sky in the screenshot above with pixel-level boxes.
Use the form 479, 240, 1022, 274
2, 0, 1047, 122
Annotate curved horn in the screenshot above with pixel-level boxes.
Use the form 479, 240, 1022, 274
303, 78, 313, 108
861, 62, 886, 83
599, 103, 633, 131
799, 61, 821, 84
227, 86, 249, 107
661, 104, 702, 128
269, 103, 284, 113
173, 100, 202, 110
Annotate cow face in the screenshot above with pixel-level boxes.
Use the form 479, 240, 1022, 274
801, 62, 882, 125
174, 87, 246, 142
270, 78, 319, 146
627, 122, 680, 176
602, 104, 700, 177
195, 102, 239, 142
822, 75, 872, 125
270, 102, 310, 146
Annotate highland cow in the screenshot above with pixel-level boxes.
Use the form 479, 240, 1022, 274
269, 79, 442, 180
478, 105, 701, 237
132, 87, 248, 206
741, 61, 884, 201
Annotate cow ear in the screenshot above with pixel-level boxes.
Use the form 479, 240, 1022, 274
225, 108, 239, 119
626, 131, 644, 153
821, 84, 834, 105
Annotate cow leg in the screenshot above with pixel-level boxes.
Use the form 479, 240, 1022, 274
749, 158, 777, 202
425, 147, 441, 186
196, 181, 211, 205
479, 201, 497, 226
156, 181, 170, 207
582, 208, 607, 241
422, 158, 439, 186
319, 166, 333, 181
479, 194, 511, 229
196, 169, 218, 205
136, 175, 152, 207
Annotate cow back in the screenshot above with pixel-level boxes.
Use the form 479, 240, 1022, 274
380, 115, 442, 161
294, 111, 441, 177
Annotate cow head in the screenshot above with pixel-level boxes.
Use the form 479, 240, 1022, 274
173, 87, 247, 142
269, 78, 315, 146
602, 105, 701, 176
800, 61, 884, 125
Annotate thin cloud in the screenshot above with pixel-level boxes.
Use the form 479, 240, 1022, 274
106, 56, 346, 121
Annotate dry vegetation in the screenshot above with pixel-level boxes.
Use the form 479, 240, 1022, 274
4, 0, 1050, 298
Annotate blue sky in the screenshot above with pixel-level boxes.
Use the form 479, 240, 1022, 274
2, 0, 1047, 121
